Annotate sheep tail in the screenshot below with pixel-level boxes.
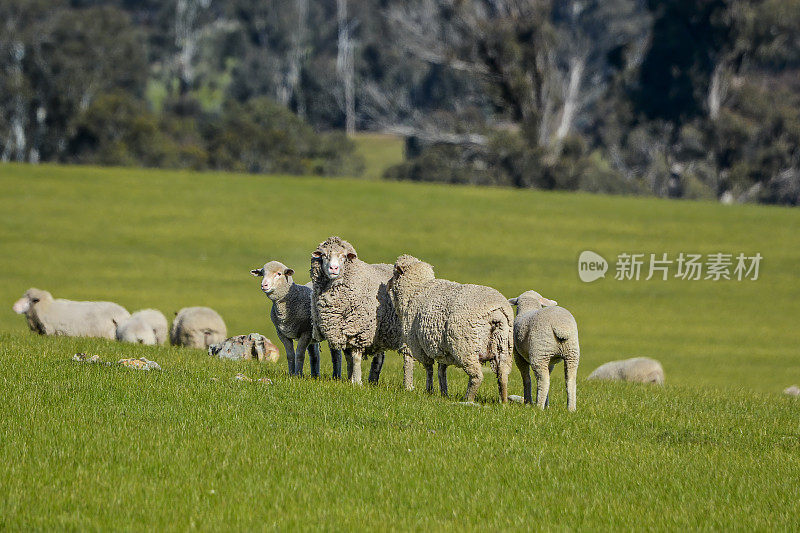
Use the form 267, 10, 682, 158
487, 308, 512, 373
552, 322, 572, 342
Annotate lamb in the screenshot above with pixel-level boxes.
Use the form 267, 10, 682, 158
250, 260, 342, 377
508, 290, 580, 411
587, 357, 665, 385
116, 309, 168, 345
170, 306, 227, 349
12, 288, 130, 339
388, 254, 513, 403
310, 236, 414, 387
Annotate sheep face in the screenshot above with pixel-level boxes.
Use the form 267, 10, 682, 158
389, 255, 435, 312
251, 261, 294, 296
508, 290, 558, 315
312, 241, 357, 281
12, 288, 52, 314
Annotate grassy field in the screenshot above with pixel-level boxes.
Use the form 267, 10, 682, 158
0, 162, 798, 530
352, 133, 405, 180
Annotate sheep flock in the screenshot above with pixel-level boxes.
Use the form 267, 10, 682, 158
12, 235, 685, 411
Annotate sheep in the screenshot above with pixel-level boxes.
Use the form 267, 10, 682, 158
388, 254, 513, 403
208, 333, 280, 363
310, 236, 414, 387
250, 260, 342, 377
170, 306, 227, 349
587, 357, 665, 385
115, 309, 168, 345
12, 288, 130, 339
508, 290, 580, 411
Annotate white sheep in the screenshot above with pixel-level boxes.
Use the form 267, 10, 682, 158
508, 290, 580, 411
587, 357, 665, 385
12, 288, 130, 339
310, 236, 414, 387
170, 306, 227, 349
388, 254, 514, 403
251, 260, 341, 377
115, 309, 169, 345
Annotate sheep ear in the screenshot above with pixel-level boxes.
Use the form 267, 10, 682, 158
250, 268, 264, 277
539, 296, 558, 307
508, 297, 518, 306
394, 264, 404, 276
346, 252, 357, 261
312, 251, 323, 258
284, 268, 294, 277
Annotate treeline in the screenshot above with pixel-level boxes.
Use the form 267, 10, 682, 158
1, 1, 799, 204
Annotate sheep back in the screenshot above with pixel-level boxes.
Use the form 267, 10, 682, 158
171, 306, 227, 349
402, 279, 513, 368
116, 309, 169, 345
587, 357, 664, 384
44, 299, 130, 339
514, 306, 579, 360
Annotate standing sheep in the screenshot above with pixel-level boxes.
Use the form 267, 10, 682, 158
250, 260, 342, 377
116, 309, 169, 345
310, 236, 414, 387
12, 288, 130, 339
388, 254, 513, 403
587, 357, 664, 385
170, 306, 227, 349
508, 290, 580, 411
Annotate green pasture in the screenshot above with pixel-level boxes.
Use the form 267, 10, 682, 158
0, 162, 798, 530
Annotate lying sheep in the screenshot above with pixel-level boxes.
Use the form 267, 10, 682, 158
170, 306, 227, 349
310, 236, 414, 387
116, 309, 168, 345
251, 260, 342, 377
208, 333, 280, 363
388, 254, 513, 403
12, 288, 130, 339
508, 291, 580, 411
587, 357, 665, 385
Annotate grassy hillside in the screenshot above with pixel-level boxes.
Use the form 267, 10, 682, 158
352, 133, 405, 180
0, 163, 798, 529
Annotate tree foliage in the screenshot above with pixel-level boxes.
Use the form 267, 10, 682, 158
0, 0, 798, 202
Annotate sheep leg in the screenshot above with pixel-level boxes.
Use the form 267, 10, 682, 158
496, 358, 511, 404
544, 361, 556, 408
307, 343, 321, 378
400, 348, 414, 391
463, 364, 484, 403
424, 363, 434, 393
277, 332, 296, 376
294, 333, 312, 378
438, 363, 448, 397
565, 359, 578, 412
350, 349, 363, 385
514, 351, 532, 404
344, 349, 354, 380
367, 352, 385, 384
533, 362, 550, 410
330, 347, 342, 379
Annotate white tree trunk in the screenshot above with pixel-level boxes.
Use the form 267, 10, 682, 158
707, 62, 727, 120
285, 0, 309, 116
336, 0, 356, 136
555, 56, 585, 142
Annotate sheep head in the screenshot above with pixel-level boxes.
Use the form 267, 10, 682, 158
311, 236, 357, 281
12, 288, 52, 315
251, 261, 295, 299
389, 254, 435, 313
509, 290, 558, 315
